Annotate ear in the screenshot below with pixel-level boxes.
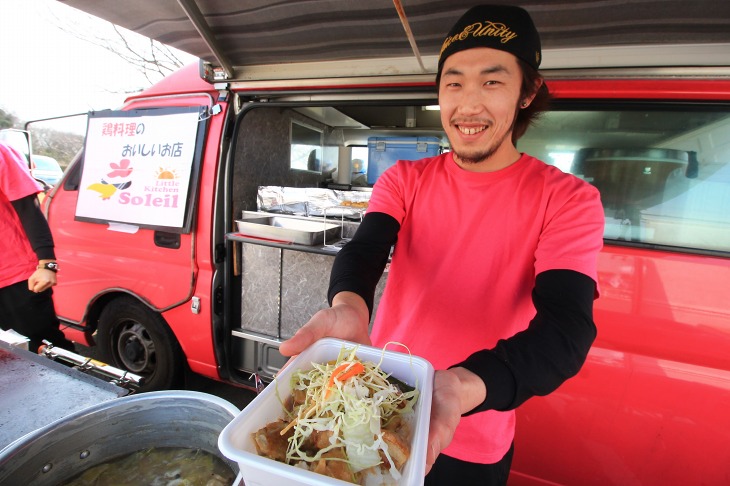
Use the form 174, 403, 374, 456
521, 78, 544, 109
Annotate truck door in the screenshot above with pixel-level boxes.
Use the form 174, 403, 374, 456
46, 93, 223, 390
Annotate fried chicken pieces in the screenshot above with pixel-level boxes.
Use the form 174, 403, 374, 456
251, 373, 414, 484
251, 420, 292, 463
252, 415, 411, 484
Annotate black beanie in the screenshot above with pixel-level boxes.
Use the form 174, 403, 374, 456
438, 5, 541, 77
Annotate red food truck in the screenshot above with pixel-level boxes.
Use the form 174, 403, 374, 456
38, 1, 730, 484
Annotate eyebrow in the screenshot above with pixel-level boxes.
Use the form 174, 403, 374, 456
442, 64, 510, 77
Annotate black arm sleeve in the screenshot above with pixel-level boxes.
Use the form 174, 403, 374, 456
452, 269, 597, 413
328, 212, 399, 317
10, 194, 56, 260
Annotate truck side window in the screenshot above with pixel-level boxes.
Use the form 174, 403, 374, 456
518, 105, 730, 254
290, 120, 323, 173
62, 151, 84, 191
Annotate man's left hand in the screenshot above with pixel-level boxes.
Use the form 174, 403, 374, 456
425, 367, 488, 475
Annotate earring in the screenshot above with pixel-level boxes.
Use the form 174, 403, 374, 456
521, 101, 528, 108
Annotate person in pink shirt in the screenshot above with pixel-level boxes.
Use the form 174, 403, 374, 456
0, 141, 74, 352
281, 5, 604, 485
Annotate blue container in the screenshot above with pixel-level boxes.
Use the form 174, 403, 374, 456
367, 136, 441, 184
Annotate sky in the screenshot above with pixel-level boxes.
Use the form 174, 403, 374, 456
0, 0, 197, 134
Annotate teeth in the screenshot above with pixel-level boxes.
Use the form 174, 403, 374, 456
458, 125, 486, 135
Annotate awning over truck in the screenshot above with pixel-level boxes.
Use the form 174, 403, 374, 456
58, 0, 730, 81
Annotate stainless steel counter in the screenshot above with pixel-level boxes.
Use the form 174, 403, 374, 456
0, 341, 127, 450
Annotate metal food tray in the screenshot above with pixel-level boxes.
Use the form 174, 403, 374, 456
235, 214, 341, 246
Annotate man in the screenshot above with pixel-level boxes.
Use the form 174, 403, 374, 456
0, 141, 74, 352
280, 5, 604, 485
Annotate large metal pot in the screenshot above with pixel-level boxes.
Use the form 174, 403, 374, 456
0, 390, 240, 485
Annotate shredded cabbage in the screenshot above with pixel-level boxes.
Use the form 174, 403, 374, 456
282, 345, 419, 483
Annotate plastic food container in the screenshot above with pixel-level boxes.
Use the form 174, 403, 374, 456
218, 337, 434, 486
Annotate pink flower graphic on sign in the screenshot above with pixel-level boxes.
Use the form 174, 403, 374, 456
87, 159, 134, 200
107, 159, 133, 178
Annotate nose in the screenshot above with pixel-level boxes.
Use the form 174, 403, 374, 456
457, 85, 485, 116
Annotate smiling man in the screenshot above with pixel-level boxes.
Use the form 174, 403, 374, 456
280, 5, 605, 485
440, 48, 529, 170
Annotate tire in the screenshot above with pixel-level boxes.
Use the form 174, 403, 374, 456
97, 296, 185, 392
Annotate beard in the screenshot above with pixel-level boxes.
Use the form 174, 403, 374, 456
450, 127, 511, 165
448, 109, 518, 165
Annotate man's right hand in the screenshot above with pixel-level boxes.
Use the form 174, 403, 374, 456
278, 291, 371, 357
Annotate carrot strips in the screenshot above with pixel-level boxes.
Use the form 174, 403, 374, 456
280, 360, 367, 435
325, 362, 365, 399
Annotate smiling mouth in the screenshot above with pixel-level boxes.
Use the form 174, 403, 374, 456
457, 125, 487, 135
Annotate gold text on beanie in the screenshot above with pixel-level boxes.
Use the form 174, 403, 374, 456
441, 21, 518, 55
438, 5, 542, 72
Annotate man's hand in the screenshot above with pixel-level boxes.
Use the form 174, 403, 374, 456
279, 291, 371, 357
425, 367, 488, 475
28, 268, 57, 293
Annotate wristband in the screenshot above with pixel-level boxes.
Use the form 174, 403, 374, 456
38, 261, 59, 273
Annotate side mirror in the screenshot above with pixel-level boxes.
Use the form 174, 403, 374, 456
0, 129, 31, 168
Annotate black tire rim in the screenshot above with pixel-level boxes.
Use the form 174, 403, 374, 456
115, 321, 156, 375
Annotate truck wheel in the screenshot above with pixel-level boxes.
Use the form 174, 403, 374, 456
97, 296, 185, 392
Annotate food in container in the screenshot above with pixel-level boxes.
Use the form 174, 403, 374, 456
61, 447, 235, 485
218, 338, 434, 486
254, 347, 417, 483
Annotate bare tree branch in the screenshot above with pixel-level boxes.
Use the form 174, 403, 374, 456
48, 8, 195, 92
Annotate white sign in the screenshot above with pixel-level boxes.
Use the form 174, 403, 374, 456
75, 108, 202, 231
